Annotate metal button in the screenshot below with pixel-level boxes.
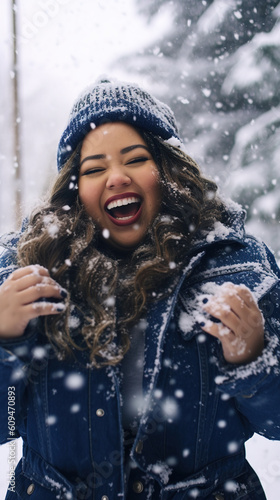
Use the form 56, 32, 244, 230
27, 483, 35, 495
96, 408, 105, 417
135, 440, 143, 454
101, 496, 109, 500
133, 481, 144, 493
214, 494, 224, 500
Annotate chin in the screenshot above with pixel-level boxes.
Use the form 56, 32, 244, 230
104, 232, 146, 252
107, 240, 139, 252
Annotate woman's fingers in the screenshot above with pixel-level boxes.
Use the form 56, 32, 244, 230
7, 265, 67, 302
203, 283, 263, 332
235, 286, 264, 330
18, 283, 65, 306
201, 318, 233, 339
27, 300, 66, 317
12, 273, 59, 294
8, 265, 49, 281
0, 266, 68, 338
203, 290, 260, 337
200, 282, 264, 364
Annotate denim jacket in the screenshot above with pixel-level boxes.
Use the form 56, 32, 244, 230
0, 204, 280, 500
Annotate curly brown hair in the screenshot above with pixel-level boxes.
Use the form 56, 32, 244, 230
17, 131, 225, 366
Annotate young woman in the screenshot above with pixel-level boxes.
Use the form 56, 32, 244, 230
0, 79, 279, 500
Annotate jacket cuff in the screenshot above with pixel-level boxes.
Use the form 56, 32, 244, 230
0, 320, 38, 363
214, 331, 280, 397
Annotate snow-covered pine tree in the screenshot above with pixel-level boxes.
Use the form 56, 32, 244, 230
222, 6, 280, 252
119, 0, 280, 254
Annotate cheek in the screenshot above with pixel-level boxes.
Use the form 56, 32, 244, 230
145, 176, 162, 212
78, 182, 100, 215
143, 167, 161, 193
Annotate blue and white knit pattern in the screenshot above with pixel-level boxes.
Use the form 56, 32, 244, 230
57, 79, 182, 170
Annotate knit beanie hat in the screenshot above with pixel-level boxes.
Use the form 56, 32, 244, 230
57, 78, 182, 170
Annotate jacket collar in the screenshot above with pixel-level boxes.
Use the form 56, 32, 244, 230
0, 219, 28, 252
0, 231, 21, 252
190, 198, 246, 254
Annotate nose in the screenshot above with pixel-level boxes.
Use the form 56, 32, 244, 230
106, 165, 131, 189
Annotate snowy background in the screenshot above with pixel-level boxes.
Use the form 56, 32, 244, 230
1, 0, 280, 498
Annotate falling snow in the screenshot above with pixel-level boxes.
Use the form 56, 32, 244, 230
64, 373, 85, 390
0, 1, 280, 498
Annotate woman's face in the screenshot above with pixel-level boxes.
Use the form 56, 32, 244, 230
78, 122, 162, 251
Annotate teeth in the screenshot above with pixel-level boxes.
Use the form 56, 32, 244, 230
106, 196, 140, 211
115, 216, 133, 220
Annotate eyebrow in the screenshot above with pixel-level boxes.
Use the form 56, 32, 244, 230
80, 154, 105, 168
80, 144, 150, 168
120, 144, 150, 155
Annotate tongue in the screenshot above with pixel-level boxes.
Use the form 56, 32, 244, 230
110, 202, 140, 219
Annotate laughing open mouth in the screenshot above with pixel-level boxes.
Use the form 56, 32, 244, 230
105, 195, 142, 225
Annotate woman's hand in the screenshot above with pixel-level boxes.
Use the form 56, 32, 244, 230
200, 282, 264, 364
0, 265, 67, 339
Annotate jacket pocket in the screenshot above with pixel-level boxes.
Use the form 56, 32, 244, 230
160, 460, 266, 500
5, 470, 64, 500
7, 453, 76, 500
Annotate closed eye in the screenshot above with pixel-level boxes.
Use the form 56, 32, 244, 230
81, 168, 105, 176
126, 156, 150, 165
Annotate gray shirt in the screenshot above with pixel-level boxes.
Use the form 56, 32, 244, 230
121, 322, 146, 433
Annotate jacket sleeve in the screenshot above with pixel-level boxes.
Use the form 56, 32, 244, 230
0, 246, 18, 285
0, 329, 37, 444
0, 244, 34, 444
215, 280, 280, 440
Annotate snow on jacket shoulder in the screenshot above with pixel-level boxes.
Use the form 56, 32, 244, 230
0, 232, 19, 283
